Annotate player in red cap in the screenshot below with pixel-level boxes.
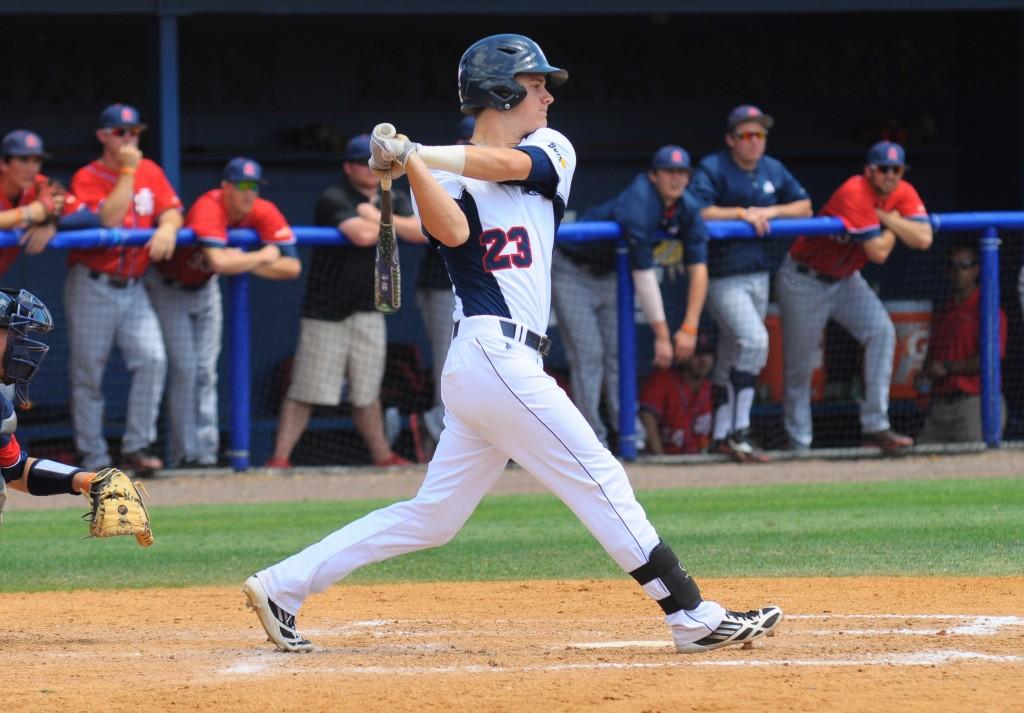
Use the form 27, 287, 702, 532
776, 141, 932, 452
146, 157, 300, 468
0, 130, 82, 275
66, 103, 183, 477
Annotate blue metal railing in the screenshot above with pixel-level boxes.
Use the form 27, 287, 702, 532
0, 210, 1017, 467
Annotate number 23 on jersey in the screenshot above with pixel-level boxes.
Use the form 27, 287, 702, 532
480, 226, 533, 271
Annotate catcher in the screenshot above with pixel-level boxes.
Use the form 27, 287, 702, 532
0, 288, 152, 546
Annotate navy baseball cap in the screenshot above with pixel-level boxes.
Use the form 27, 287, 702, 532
1, 130, 50, 158
651, 145, 691, 171
99, 103, 147, 130
223, 157, 267, 184
867, 141, 907, 167
457, 116, 476, 142
727, 104, 774, 131
342, 134, 372, 162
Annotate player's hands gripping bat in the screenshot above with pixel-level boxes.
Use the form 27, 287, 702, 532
372, 123, 402, 314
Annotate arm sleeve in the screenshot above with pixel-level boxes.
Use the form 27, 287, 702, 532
254, 201, 299, 257
515, 128, 576, 206
613, 178, 659, 270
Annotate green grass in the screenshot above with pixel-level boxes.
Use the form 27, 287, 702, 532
1, 477, 1021, 592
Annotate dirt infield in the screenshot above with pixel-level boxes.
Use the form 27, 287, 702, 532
5, 577, 1023, 713
6, 451, 1023, 711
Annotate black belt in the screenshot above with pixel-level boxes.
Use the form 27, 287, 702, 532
162, 276, 207, 292
453, 319, 552, 357
794, 262, 840, 285
88, 270, 139, 289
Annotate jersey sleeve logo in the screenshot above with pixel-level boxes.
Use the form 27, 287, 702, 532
480, 226, 533, 272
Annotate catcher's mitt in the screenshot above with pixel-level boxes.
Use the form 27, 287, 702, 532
33, 177, 67, 224
82, 467, 154, 547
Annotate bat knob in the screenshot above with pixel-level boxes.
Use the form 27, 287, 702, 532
373, 123, 397, 140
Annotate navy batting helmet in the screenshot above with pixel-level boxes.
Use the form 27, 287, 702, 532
458, 34, 568, 116
0, 289, 53, 407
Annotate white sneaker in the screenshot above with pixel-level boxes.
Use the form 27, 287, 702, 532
242, 575, 314, 653
674, 606, 783, 653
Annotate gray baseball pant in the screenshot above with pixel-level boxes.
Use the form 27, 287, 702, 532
776, 255, 895, 447
65, 264, 167, 470
145, 273, 222, 467
551, 249, 619, 447
705, 271, 770, 438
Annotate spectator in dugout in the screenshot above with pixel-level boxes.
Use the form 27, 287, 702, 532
639, 328, 715, 456
0, 130, 83, 274
66, 103, 183, 477
145, 157, 300, 469
265, 134, 423, 469
553, 144, 709, 448
916, 241, 1006, 443
775, 140, 932, 453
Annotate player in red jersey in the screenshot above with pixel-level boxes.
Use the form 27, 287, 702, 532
146, 157, 300, 468
66, 103, 183, 476
917, 241, 1007, 443
0, 130, 81, 274
639, 330, 714, 455
776, 141, 932, 452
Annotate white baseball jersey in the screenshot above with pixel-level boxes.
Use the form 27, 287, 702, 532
412, 127, 575, 335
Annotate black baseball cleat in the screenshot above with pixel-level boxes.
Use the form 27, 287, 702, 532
675, 606, 783, 653
242, 574, 314, 653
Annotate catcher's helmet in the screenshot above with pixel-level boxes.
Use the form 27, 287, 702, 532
458, 34, 568, 116
0, 289, 53, 407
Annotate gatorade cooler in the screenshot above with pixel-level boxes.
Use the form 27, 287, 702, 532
885, 300, 932, 400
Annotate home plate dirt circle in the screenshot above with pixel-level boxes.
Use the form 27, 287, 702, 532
5, 576, 1022, 712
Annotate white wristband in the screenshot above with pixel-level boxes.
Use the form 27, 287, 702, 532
418, 145, 467, 175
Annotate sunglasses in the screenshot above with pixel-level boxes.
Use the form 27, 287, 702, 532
873, 164, 903, 175
734, 131, 767, 141
948, 259, 978, 270
233, 180, 260, 192
109, 127, 143, 138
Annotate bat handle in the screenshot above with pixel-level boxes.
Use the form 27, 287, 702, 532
380, 172, 393, 192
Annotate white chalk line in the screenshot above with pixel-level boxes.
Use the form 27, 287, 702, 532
219, 649, 1022, 677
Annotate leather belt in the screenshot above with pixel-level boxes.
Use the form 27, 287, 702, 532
88, 270, 139, 289
452, 318, 552, 357
794, 262, 840, 285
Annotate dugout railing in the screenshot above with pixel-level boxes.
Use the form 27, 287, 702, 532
0, 211, 1019, 468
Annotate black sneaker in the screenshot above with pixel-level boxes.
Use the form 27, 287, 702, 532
242, 574, 314, 653
675, 606, 783, 653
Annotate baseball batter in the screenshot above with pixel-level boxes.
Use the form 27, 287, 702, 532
244, 33, 781, 655
776, 141, 932, 451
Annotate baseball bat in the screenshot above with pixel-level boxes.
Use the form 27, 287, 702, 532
373, 123, 401, 314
